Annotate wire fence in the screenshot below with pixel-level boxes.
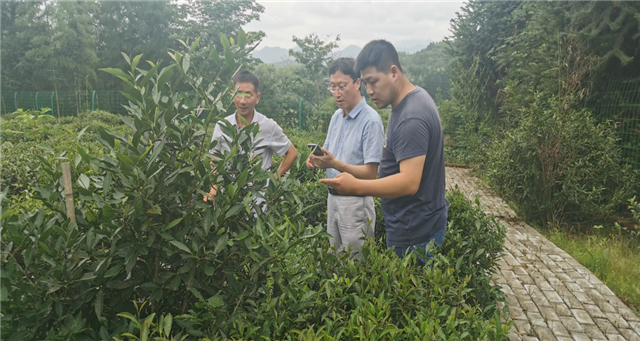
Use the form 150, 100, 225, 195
0, 91, 333, 132
0, 91, 129, 117
586, 77, 640, 167
4, 82, 638, 167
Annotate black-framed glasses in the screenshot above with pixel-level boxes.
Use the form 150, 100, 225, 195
327, 78, 358, 93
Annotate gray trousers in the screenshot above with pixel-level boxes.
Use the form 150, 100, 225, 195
327, 194, 375, 255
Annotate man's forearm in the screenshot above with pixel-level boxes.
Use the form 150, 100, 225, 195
351, 172, 419, 198
277, 144, 298, 176
333, 161, 378, 180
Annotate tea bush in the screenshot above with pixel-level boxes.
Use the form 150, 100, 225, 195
1, 35, 509, 340
105, 185, 508, 340
107, 187, 509, 341
1, 109, 130, 213
439, 187, 507, 316
486, 94, 637, 226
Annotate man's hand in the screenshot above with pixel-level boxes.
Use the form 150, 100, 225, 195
276, 144, 298, 178
320, 172, 359, 196
313, 148, 341, 169
306, 156, 315, 170
321, 155, 426, 199
203, 185, 218, 203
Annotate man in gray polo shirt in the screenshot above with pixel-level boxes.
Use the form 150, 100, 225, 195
321, 40, 448, 266
307, 58, 384, 255
205, 71, 298, 203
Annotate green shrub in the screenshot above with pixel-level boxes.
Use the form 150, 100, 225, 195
1, 109, 128, 214
109, 186, 509, 340
486, 93, 637, 226
438, 97, 494, 167
439, 187, 507, 316
1, 36, 263, 339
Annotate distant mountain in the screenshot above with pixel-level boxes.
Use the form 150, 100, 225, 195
395, 39, 433, 54
252, 39, 432, 67
334, 45, 361, 59
252, 46, 290, 64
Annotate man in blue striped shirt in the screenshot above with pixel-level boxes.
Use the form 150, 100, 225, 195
307, 58, 384, 256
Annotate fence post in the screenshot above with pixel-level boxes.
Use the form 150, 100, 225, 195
298, 97, 302, 132
92, 91, 96, 111
51, 92, 55, 116
14, 92, 17, 112
35, 92, 39, 111
61, 162, 77, 223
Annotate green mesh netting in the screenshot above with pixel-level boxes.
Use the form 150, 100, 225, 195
587, 77, 640, 167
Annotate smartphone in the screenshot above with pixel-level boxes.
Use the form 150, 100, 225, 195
307, 143, 325, 156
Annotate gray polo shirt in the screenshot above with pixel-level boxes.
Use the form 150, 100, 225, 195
379, 86, 449, 247
210, 110, 292, 170
323, 98, 384, 179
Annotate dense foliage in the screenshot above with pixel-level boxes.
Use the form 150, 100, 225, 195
1, 109, 129, 213
0, 0, 265, 92
1, 38, 508, 340
115, 187, 510, 339
253, 63, 337, 132
443, 0, 640, 225
399, 41, 452, 101
486, 94, 636, 226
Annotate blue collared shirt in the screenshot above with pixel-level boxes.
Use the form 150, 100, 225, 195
323, 98, 384, 179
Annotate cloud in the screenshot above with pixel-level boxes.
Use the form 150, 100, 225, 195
244, 1, 464, 49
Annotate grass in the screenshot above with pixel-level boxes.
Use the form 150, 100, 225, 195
542, 226, 640, 316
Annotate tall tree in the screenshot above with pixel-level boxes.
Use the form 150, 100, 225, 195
95, 1, 178, 90
288, 33, 340, 108
568, 1, 640, 82
1, 1, 49, 90
175, 0, 265, 92
447, 0, 523, 115
47, 1, 99, 92
492, 1, 640, 111
400, 41, 452, 101
493, 1, 594, 109
180, 0, 264, 52
2, 0, 98, 94
289, 33, 340, 79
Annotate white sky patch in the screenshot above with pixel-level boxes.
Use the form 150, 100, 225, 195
244, 1, 464, 49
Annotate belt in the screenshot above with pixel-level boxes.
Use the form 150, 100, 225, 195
328, 187, 340, 196
328, 187, 364, 197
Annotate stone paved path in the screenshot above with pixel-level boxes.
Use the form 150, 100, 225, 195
446, 167, 640, 341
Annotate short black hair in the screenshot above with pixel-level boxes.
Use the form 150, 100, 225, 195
329, 57, 358, 80
355, 39, 403, 74
232, 71, 260, 92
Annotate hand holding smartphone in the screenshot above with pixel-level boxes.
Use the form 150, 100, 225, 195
307, 143, 325, 156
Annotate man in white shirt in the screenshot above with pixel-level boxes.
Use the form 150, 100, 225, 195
205, 71, 298, 203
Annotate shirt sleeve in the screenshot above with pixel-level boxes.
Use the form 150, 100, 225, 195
210, 122, 226, 155
323, 113, 337, 151
362, 119, 384, 164
270, 121, 292, 157
392, 117, 430, 162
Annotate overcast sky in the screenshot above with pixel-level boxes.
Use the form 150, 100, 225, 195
244, 1, 465, 50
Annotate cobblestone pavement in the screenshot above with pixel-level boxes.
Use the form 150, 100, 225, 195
446, 167, 640, 341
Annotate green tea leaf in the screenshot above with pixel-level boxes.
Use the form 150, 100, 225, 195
170, 240, 192, 254
214, 234, 228, 254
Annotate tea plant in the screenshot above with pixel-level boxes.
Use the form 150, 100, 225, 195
1, 109, 128, 214
1, 31, 297, 339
